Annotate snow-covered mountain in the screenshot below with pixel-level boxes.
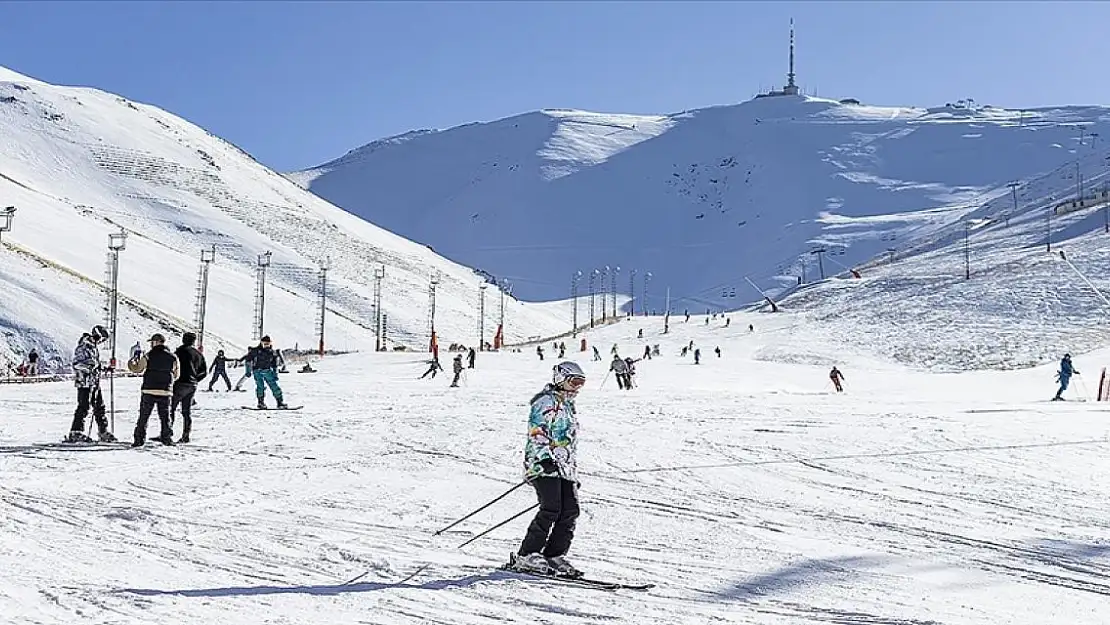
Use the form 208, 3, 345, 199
0, 66, 572, 373
292, 96, 1110, 313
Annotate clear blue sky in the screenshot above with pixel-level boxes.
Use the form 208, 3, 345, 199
1, 1, 1107, 171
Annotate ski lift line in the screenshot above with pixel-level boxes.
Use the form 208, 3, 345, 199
588, 436, 1110, 476
1056, 251, 1110, 308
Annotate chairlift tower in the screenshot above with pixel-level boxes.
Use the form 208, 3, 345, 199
429, 273, 440, 352
571, 271, 582, 336
611, 266, 620, 319
315, 257, 330, 356
252, 251, 272, 342
193, 245, 216, 353
373, 265, 385, 351
478, 283, 488, 351
628, 269, 636, 317
643, 272, 651, 316
106, 229, 127, 431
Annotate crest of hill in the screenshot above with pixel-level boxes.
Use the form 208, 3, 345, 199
293, 95, 1110, 314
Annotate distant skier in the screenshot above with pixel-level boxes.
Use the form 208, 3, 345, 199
651, 344, 660, 357
537, 345, 545, 361
624, 357, 638, 389
715, 346, 721, 358
1053, 354, 1078, 401
694, 348, 701, 365
27, 348, 39, 375
232, 352, 253, 392
66, 325, 116, 443
558, 342, 566, 359
610, 355, 630, 390
171, 332, 207, 444
507, 361, 586, 579
830, 366, 845, 393
420, 357, 443, 379
451, 354, 464, 388
726, 318, 731, 328
207, 349, 232, 391
749, 324, 754, 333
591, 345, 602, 361
126, 333, 179, 447
610, 344, 619, 356
643, 345, 651, 360
467, 347, 476, 369
637, 329, 643, 339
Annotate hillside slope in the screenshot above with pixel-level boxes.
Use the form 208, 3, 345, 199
0, 66, 570, 371
293, 97, 1110, 312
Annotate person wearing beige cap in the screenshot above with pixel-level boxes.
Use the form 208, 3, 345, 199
126, 333, 180, 447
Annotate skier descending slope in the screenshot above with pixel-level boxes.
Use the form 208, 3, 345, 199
508, 361, 586, 579
1053, 353, 1079, 401
65, 325, 116, 443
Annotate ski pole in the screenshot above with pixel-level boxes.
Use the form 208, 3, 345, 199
600, 369, 611, 389
433, 478, 531, 536
457, 502, 539, 549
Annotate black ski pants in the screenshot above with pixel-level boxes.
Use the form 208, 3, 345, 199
134, 393, 172, 444
519, 477, 580, 558
208, 369, 231, 391
450, 371, 461, 387
70, 386, 108, 434
170, 383, 197, 437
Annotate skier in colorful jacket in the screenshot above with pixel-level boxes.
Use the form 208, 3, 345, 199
512, 361, 586, 579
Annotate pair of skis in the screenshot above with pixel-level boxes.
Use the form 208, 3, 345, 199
495, 564, 654, 592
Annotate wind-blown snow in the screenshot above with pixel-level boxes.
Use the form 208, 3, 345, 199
3, 313, 1109, 624
0, 66, 570, 371
293, 96, 1110, 313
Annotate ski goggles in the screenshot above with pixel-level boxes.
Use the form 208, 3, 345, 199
564, 376, 586, 390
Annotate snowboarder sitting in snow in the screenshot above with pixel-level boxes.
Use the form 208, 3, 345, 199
127, 333, 180, 447
1053, 354, 1078, 401
66, 325, 116, 443
830, 366, 845, 393
509, 361, 586, 579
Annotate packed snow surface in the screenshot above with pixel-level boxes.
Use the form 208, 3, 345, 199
3, 314, 1109, 624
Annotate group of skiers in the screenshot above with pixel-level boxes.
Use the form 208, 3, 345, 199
63, 326, 291, 446
6, 347, 41, 377
420, 347, 477, 386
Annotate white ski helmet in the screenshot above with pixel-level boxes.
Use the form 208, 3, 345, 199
552, 361, 586, 389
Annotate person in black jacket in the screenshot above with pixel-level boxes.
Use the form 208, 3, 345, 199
171, 332, 207, 443
247, 336, 287, 409
127, 333, 180, 447
207, 349, 231, 391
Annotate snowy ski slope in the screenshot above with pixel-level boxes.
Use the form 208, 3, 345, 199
0, 66, 568, 373
293, 96, 1110, 313
3, 312, 1109, 624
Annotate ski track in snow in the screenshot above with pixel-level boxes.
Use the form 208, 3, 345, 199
3, 315, 1110, 624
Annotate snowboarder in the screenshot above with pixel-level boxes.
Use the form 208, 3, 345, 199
591, 345, 602, 361
610, 354, 630, 390
171, 332, 207, 443
243, 336, 287, 409
1053, 354, 1078, 401
830, 366, 845, 392
451, 354, 464, 387
420, 357, 443, 379
27, 348, 39, 375
694, 348, 701, 365
126, 333, 180, 447
508, 361, 586, 579
66, 325, 116, 443
207, 349, 232, 391
467, 347, 476, 369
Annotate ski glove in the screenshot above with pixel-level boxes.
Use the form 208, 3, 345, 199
539, 458, 559, 476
